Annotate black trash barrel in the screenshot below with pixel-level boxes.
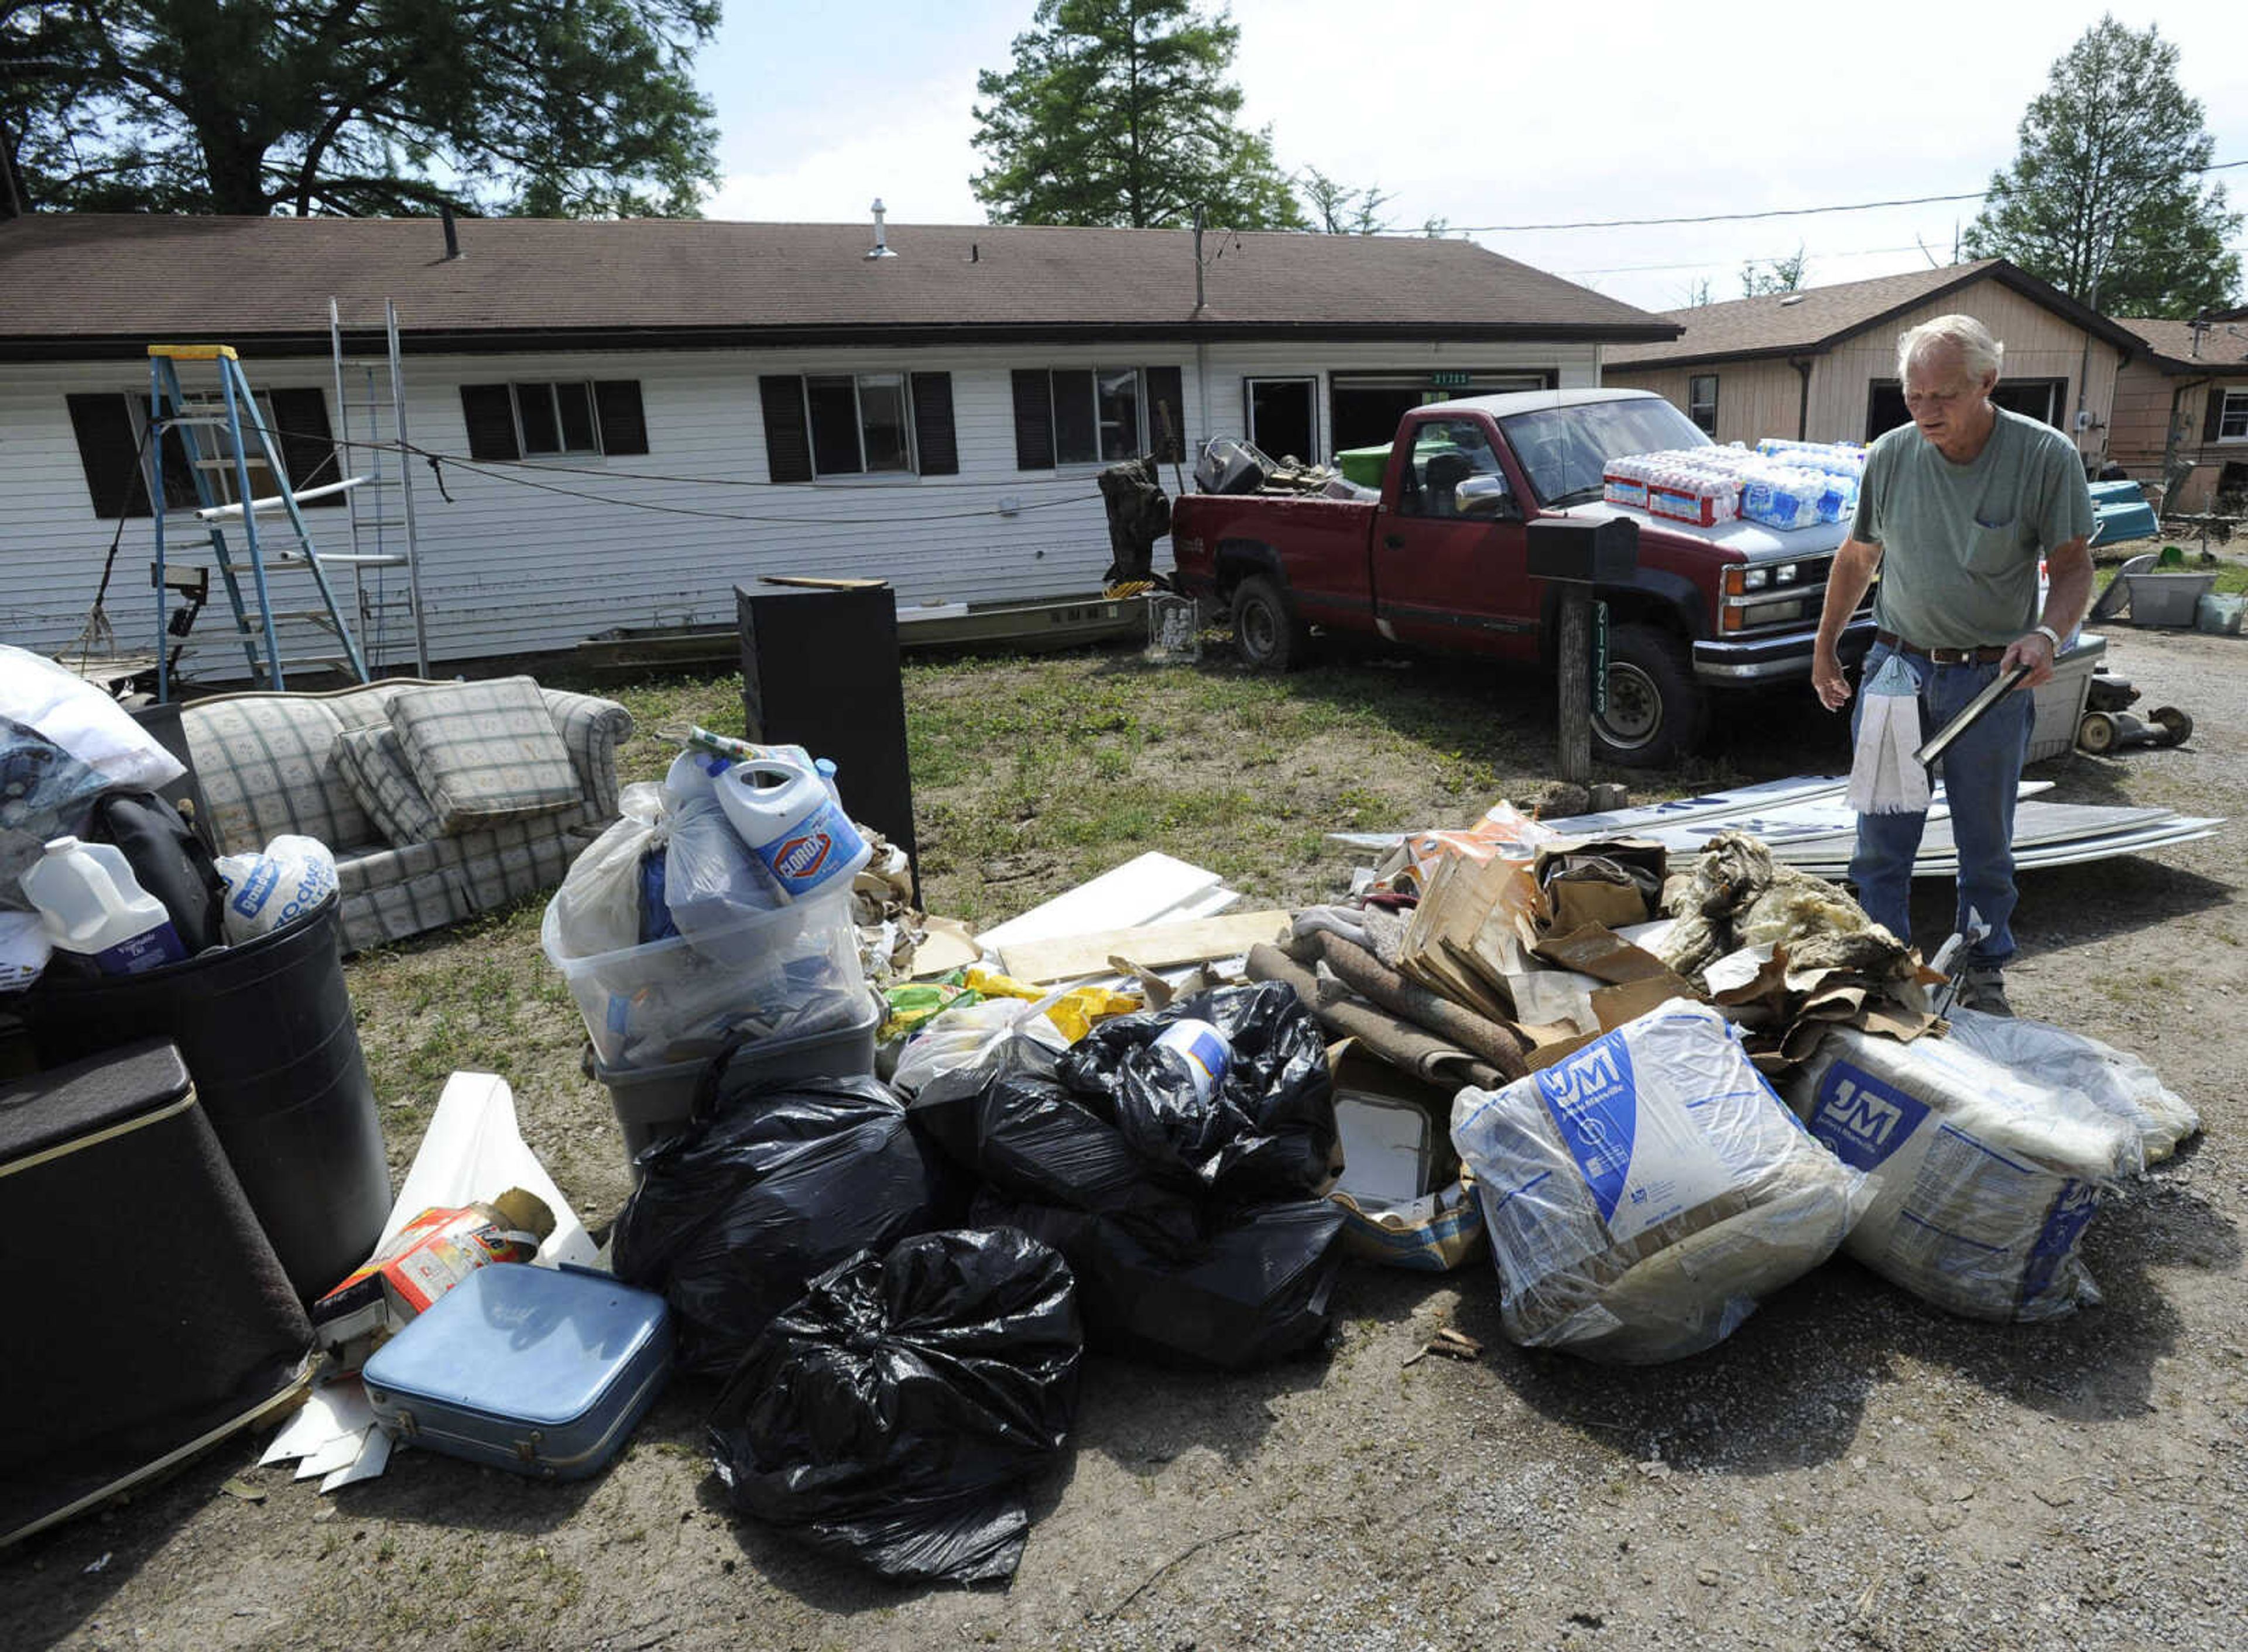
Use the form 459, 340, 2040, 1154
26, 896, 389, 1301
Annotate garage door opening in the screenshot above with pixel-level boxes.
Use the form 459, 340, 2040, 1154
1866, 376, 2069, 441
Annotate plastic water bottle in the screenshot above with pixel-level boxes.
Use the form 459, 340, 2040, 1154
19, 836, 187, 975
714, 758, 871, 903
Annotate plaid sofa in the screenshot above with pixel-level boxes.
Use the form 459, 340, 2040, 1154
180, 680, 633, 954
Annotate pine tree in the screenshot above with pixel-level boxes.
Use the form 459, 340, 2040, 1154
1964, 16, 2240, 317
971, 0, 1304, 229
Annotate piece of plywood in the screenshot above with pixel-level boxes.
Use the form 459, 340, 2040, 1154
1000, 909, 1293, 984
976, 852, 1224, 950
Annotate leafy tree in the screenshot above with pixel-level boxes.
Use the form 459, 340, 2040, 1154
1418, 215, 1448, 238
971, 0, 1304, 229
1680, 276, 1713, 308
1300, 166, 1392, 234
0, 0, 719, 218
1964, 16, 2240, 317
1740, 246, 1807, 298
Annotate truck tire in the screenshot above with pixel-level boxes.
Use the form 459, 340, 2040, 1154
1594, 623, 1704, 769
1232, 575, 1309, 671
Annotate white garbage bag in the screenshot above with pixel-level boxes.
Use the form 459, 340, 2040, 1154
545, 783, 663, 962
1451, 1001, 1868, 1364
1788, 1025, 2143, 1322
0, 645, 185, 792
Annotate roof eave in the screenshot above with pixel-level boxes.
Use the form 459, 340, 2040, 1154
0, 316, 1685, 362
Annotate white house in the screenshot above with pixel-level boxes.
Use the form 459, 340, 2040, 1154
0, 212, 1678, 676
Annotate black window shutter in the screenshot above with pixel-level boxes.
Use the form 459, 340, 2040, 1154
1146, 365, 1185, 462
910, 372, 958, 475
460, 384, 521, 461
66, 393, 152, 519
2206, 386, 2228, 443
1011, 369, 1055, 470
592, 380, 649, 455
267, 387, 342, 508
155, 420, 199, 511
759, 375, 813, 483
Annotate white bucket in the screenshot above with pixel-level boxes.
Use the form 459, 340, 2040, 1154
19, 836, 186, 975
714, 758, 870, 903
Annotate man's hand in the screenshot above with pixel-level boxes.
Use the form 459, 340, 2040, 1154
2000, 630, 2058, 689
1812, 641, 1852, 711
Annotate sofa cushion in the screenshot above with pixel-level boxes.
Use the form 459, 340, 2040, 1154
181, 697, 373, 856
333, 725, 444, 846
385, 677, 580, 835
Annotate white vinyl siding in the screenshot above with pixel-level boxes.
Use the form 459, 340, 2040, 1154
1, 336, 1606, 677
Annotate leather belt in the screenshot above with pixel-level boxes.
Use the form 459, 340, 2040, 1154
1875, 628, 2008, 665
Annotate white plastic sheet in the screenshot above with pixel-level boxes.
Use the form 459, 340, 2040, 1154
0, 645, 185, 792
1941, 1009, 2199, 1165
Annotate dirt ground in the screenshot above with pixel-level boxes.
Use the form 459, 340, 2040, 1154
7, 619, 2246, 1652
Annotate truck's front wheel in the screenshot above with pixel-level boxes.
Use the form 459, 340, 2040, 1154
1594, 623, 1704, 769
1231, 575, 1310, 671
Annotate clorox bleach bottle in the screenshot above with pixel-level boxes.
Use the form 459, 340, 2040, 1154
713, 757, 870, 903
20, 836, 187, 975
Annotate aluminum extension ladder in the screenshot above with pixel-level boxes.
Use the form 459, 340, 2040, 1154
146, 343, 369, 697
328, 299, 430, 676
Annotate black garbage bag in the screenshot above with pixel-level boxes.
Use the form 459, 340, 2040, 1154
708, 1228, 1082, 1586
612, 1075, 958, 1378
977, 1191, 1346, 1372
1061, 981, 1337, 1202
87, 790, 225, 955
912, 1070, 1205, 1262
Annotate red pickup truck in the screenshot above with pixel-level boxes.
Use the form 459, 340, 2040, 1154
1168, 388, 1876, 767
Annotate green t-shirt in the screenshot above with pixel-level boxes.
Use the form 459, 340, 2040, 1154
1851, 407, 2095, 650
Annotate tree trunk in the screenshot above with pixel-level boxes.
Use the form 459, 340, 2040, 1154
201, 135, 270, 215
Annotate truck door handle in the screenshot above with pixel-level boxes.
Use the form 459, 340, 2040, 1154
1383, 533, 1406, 549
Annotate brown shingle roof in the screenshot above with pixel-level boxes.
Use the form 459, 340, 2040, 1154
2112, 316, 2248, 373
1605, 258, 2143, 368
0, 214, 1679, 358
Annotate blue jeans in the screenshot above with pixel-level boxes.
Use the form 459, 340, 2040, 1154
1847, 643, 2034, 967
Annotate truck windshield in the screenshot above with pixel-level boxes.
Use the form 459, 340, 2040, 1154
1499, 398, 1712, 506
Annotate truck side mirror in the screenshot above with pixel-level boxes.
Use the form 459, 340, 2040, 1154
1455, 474, 1520, 521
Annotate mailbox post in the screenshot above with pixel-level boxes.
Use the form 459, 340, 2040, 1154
1525, 516, 1640, 784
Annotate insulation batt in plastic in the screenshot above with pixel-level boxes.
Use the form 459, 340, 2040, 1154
1786, 1026, 2142, 1322
1451, 1002, 1867, 1364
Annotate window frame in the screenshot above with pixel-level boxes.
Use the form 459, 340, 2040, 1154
1047, 366, 1149, 467
508, 381, 606, 458
1245, 375, 1320, 464
803, 371, 920, 479
2219, 388, 2248, 443
1687, 373, 1719, 436
1398, 417, 1506, 519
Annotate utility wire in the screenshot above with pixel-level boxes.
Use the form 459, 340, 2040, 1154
1561, 237, 2248, 279
1453, 157, 2247, 234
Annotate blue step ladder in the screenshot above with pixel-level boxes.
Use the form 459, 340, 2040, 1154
146, 343, 369, 698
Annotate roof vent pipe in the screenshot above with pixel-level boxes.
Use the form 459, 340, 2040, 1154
440, 204, 462, 260
866, 198, 897, 260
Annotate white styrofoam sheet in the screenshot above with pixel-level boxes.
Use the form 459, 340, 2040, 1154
976, 851, 1223, 949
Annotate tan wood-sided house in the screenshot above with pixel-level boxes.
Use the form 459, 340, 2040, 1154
1603, 259, 2146, 464
2106, 310, 2248, 514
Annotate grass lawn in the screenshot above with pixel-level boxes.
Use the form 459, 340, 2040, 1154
340, 641, 1818, 1211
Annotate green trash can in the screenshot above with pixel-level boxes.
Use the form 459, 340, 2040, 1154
1337, 444, 1393, 490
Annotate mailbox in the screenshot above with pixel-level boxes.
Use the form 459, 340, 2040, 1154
1526, 516, 1639, 584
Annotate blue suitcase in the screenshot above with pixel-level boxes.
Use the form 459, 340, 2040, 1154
361, 1263, 672, 1481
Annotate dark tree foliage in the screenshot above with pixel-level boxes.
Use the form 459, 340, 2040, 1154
1964, 16, 2240, 317
971, 0, 1303, 230
0, 0, 720, 217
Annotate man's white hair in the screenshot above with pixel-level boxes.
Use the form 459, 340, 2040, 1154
1897, 314, 2004, 383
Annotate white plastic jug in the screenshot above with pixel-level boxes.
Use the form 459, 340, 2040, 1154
19, 836, 187, 975
714, 758, 870, 903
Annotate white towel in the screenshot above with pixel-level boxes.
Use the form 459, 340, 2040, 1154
1846, 654, 1930, 816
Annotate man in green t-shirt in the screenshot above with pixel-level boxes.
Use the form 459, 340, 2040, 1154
1811, 314, 2096, 1016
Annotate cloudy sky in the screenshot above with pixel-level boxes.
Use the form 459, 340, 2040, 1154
692, 0, 2248, 315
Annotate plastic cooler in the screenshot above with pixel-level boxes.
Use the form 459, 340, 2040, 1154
541, 881, 863, 1071
2027, 632, 2105, 763
590, 988, 885, 1160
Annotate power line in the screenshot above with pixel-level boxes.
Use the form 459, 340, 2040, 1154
1455, 157, 2247, 234
1561, 238, 2248, 279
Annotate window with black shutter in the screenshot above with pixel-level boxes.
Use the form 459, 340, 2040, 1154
460, 380, 647, 460
64, 392, 198, 519
760, 371, 945, 481
1013, 366, 1179, 468
268, 386, 343, 508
